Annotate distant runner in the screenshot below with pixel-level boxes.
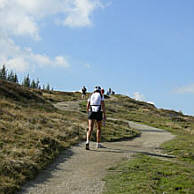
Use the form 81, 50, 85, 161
86, 86, 106, 150
81, 86, 87, 99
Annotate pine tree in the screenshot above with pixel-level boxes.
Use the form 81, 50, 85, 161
22, 74, 31, 87
31, 79, 36, 88
13, 73, 18, 83
46, 83, 50, 91
7, 70, 15, 82
0, 65, 7, 80
35, 79, 40, 89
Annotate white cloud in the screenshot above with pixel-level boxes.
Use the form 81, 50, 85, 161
133, 92, 145, 101
0, 35, 29, 72
55, 56, 70, 68
0, 1, 39, 39
33, 54, 51, 67
0, 0, 104, 72
32, 54, 70, 68
0, 0, 6, 9
6, 57, 29, 72
0, 35, 70, 73
63, 0, 103, 27
174, 84, 194, 94
0, 0, 104, 39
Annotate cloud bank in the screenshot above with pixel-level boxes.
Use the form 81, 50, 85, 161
0, 35, 70, 72
0, 0, 103, 72
0, 0, 102, 38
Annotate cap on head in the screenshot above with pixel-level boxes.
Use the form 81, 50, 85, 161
94, 86, 101, 92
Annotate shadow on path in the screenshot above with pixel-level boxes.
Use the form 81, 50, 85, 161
89, 146, 176, 159
137, 129, 167, 133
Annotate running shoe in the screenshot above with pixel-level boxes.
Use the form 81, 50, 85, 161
96, 143, 105, 148
86, 143, 89, 150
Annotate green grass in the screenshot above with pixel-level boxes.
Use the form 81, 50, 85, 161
103, 95, 194, 194
79, 100, 140, 142
161, 134, 194, 164
41, 90, 89, 103
0, 81, 140, 193
103, 134, 194, 193
0, 81, 86, 193
104, 154, 194, 194
100, 119, 140, 142
88, 119, 140, 142
1, 80, 194, 193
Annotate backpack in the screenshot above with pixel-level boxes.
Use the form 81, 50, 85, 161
89, 91, 102, 112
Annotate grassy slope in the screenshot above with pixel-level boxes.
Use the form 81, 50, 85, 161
104, 155, 194, 194
0, 80, 86, 193
0, 80, 193, 193
0, 81, 139, 193
103, 95, 194, 193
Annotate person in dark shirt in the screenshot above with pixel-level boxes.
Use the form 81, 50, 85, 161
81, 86, 87, 99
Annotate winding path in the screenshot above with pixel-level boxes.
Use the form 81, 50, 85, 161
19, 101, 175, 194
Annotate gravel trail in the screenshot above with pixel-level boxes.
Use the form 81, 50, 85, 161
19, 102, 175, 194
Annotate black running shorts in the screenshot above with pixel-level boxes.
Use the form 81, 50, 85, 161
88, 111, 103, 121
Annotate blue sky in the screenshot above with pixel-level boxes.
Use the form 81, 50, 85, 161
0, 0, 194, 115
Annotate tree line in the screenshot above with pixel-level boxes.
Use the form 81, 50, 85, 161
0, 65, 52, 91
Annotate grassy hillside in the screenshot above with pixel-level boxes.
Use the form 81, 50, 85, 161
105, 95, 194, 162
0, 80, 194, 193
0, 80, 86, 193
0, 80, 138, 193
103, 95, 194, 193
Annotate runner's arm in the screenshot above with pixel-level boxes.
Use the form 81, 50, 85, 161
101, 101, 106, 120
87, 101, 90, 112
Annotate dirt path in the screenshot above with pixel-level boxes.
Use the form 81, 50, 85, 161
19, 101, 175, 194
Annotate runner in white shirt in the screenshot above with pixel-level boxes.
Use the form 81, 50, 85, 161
86, 86, 106, 150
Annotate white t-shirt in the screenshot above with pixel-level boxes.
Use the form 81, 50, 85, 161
88, 92, 104, 112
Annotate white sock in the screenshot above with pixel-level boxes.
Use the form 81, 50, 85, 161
86, 140, 89, 144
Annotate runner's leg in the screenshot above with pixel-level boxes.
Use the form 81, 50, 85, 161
87, 119, 95, 143
96, 121, 102, 143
